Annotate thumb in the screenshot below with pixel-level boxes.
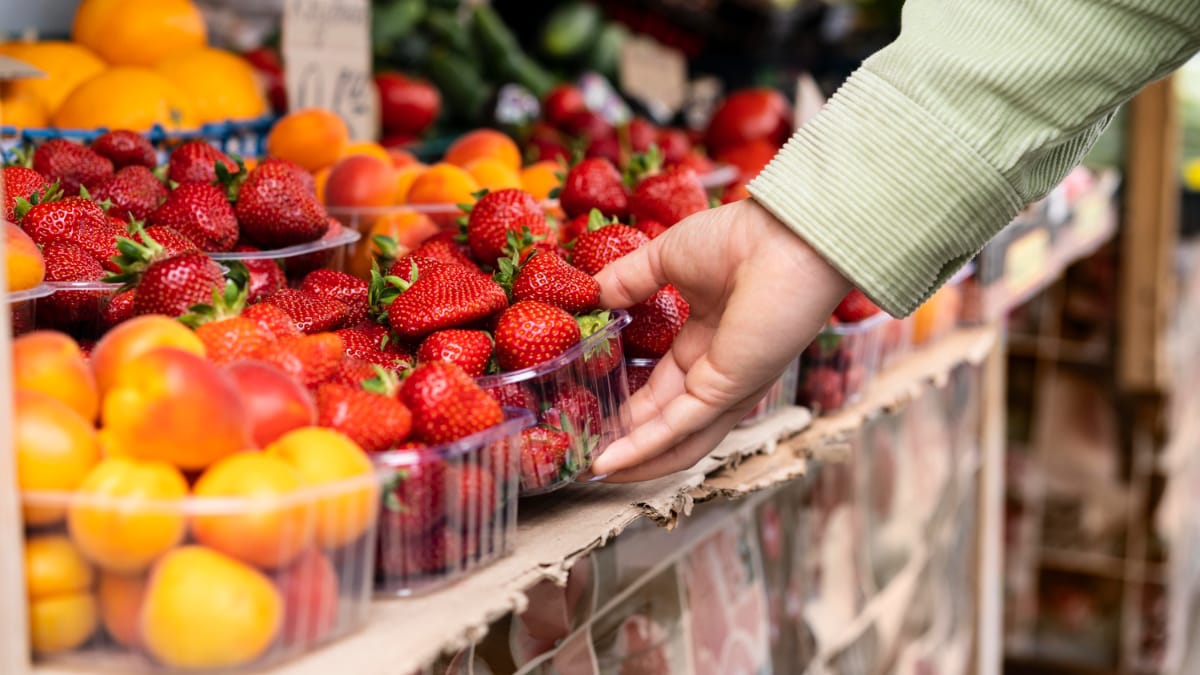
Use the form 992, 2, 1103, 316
594, 238, 668, 309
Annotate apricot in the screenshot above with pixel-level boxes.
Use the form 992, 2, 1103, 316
29, 592, 97, 655
97, 571, 146, 648
100, 348, 250, 471
15, 390, 102, 526
345, 210, 439, 280
90, 315, 206, 395
267, 107, 349, 173
520, 161, 562, 201
405, 162, 480, 205
445, 129, 521, 172
391, 164, 425, 205
13, 331, 99, 422
25, 534, 98, 655
466, 157, 523, 191
324, 154, 396, 209
6, 221, 45, 291
226, 360, 318, 448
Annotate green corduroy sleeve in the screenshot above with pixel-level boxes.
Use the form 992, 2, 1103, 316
748, 0, 1200, 316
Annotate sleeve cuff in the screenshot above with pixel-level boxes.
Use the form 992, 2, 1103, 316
747, 67, 1023, 317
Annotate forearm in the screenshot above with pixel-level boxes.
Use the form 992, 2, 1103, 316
749, 0, 1200, 316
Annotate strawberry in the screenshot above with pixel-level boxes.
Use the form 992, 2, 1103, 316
656, 128, 693, 164
234, 161, 329, 248
259, 288, 350, 334
39, 243, 108, 326
382, 257, 509, 340
627, 360, 654, 393
300, 269, 369, 322
398, 361, 503, 444
570, 211, 649, 276
493, 300, 581, 371
542, 85, 586, 129
195, 316, 276, 364
262, 333, 345, 389
504, 249, 600, 313
542, 385, 602, 436
167, 141, 238, 185
410, 231, 477, 270
32, 140, 113, 195
148, 182, 238, 251
558, 213, 591, 246
485, 383, 538, 411
624, 285, 690, 358
834, 289, 882, 323
68, 219, 127, 272
416, 330, 493, 377
92, 165, 168, 222
229, 247, 287, 303
628, 117, 658, 153
316, 382, 413, 453
671, 151, 714, 176
99, 289, 136, 331
323, 357, 380, 389
585, 136, 621, 164
378, 528, 466, 578
559, 158, 628, 220
629, 166, 708, 226
634, 219, 669, 239
244, 302, 300, 338
2, 166, 48, 222
800, 367, 845, 412
17, 194, 108, 246
519, 426, 570, 491
465, 189, 554, 266
577, 311, 622, 377
141, 224, 201, 258
454, 462, 498, 525
126, 251, 225, 318
379, 455, 448, 540
336, 327, 411, 370
259, 158, 317, 196
91, 130, 157, 169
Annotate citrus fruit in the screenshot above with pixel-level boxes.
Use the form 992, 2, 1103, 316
72, 0, 207, 68
14, 331, 99, 422
466, 157, 523, 191
29, 592, 97, 655
25, 534, 98, 654
141, 546, 282, 670
91, 315, 206, 395
445, 129, 521, 172
345, 210, 439, 279
68, 457, 189, 573
97, 571, 145, 648
265, 428, 377, 549
5, 221, 46, 292
156, 47, 267, 124
192, 452, 315, 569
405, 162, 480, 205
4, 41, 106, 115
15, 390, 102, 526
266, 108, 349, 173
1, 91, 49, 129
520, 161, 562, 201
53, 67, 196, 132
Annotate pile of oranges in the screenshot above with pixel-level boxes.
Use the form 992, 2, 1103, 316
1, 0, 265, 131
14, 317, 378, 669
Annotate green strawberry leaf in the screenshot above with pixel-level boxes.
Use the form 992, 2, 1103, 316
586, 208, 610, 233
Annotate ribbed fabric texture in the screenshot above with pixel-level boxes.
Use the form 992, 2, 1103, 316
749, 0, 1200, 316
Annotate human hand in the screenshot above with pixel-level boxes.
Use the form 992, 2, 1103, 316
589, 199, 850, 482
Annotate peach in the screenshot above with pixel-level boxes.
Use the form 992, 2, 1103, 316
387, 148, 418, 169
226, 360, 318, 448
90, 315, 206, 395
13, 331, 100, 422
100, 348, 250, 471
6, 221, 45, 291
324, 155, 396, 209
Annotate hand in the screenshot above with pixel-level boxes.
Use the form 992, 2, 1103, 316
589, 199, 850, 482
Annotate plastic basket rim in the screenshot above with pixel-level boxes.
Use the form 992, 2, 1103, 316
475, 310, 632, 388
371, 407, 535, 465
208, 226, 361, 261
4, 284, 56, 303
326, 198, 561, 218
824, 311, 891, 336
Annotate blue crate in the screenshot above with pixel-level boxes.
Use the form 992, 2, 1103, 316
1, 114, 277, 162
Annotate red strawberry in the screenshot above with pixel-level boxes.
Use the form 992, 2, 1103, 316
91, 130, 157, 169
234, 161, 329, 248
484, 383, 538, 411
628, 117, 658, 153
559, 158, 628, 220
507, 249, 600, 313
99, 289, 136, 331
383, 257, 509, 340
409, 232, 477, 270
243, 302, 300, 338
584, 135, 621, 164
634, 219, 669, 239
148, 182, 238, 251
228, 246, 286, 303
570, 213, 650, 276
129, 251, 225, 317
379, 454, 448, 540
92, 165, 168, 221
454, 462, 498, 525
259, 288, 350, 334
416, 330, 493, 377
834, 289, 882, 323
542, 385, 602, 436
465, 189, 554, 267
559, 213, 591, 246
378, 528, 465, 578
39, 243, 108, 326
493, 300, 581, 371
262, 333, 345, 388
17, 195, 108, 246
195, 316, 276, 364
671, 151, 714, 176
259, 158, 317, 196
578, 311, 623, 377
624, 285, 690, 358
300, 269, 369, 322
323, 357, 380, 389
68, 219, 127, 272
629, 166, 708, 226
656, 128, 693, 164
2, 166, 48, 222
32, 139, 113, 195
335, 327, 411, 370
519, 426, 570, 491
626, 360, 654, 393
542, 84, 586, 128
316, 383, 413, 453
141, 224, 201, 258
167, 141, 238, 185
398, 361, 503, 444
800, 367, 845, 412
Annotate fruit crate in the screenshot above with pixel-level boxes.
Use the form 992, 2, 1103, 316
626, 357, 800, 428
478, 310, 632, 495
20, 468, 386, 672
6, 284, 55, 336
373, 408, 532, 597
796, 313, 888, 416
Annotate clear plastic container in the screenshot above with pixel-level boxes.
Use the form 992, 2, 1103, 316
477, 311, 632, 496
797, 313, 888, 416
40, 280, 124, 340
877, 317, 914, 370
626, 357, 800, 428
21, 469, 385, 672
6, 284, 56, 335
213, 222, 361, 283
372, 408, 533, 596
698, 164, 740, 191
328, 199, 562, 234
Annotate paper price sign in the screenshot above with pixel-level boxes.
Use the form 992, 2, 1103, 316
283, 0, 377, 140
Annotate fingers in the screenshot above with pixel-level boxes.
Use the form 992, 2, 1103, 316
594, 236, 668, 309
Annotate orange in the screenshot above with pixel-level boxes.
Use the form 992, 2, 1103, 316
266, 108, 349, 173
5, 221, 45, 291
68, 457, 189, 573
1, 91, 49, 129
15, 390, 102, 526
445, 129, 521, 172
25, 534, 98, 655
91, 315, 206, 395
53, 67, 196, 132
266, 428, 377, 549
339, 141, 392, 163
141, 546, 282, 670
392, 164, 426, 205
4, 41, 106, 116
29, 592, 97, 655
466, 157, 522, 191
97, 572, 145, 648
156, 47, 267, 123
192, 452, 315, 569
14, 331, 100, 422
405, 162, 480, 205
520, 161, 562, 201
346, 210, 439, 279
72, 0, 207, 67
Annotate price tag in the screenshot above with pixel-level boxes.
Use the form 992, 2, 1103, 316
282, 0, 377, 140
619, 35, 687, 121
1004, 228, 1051, 299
